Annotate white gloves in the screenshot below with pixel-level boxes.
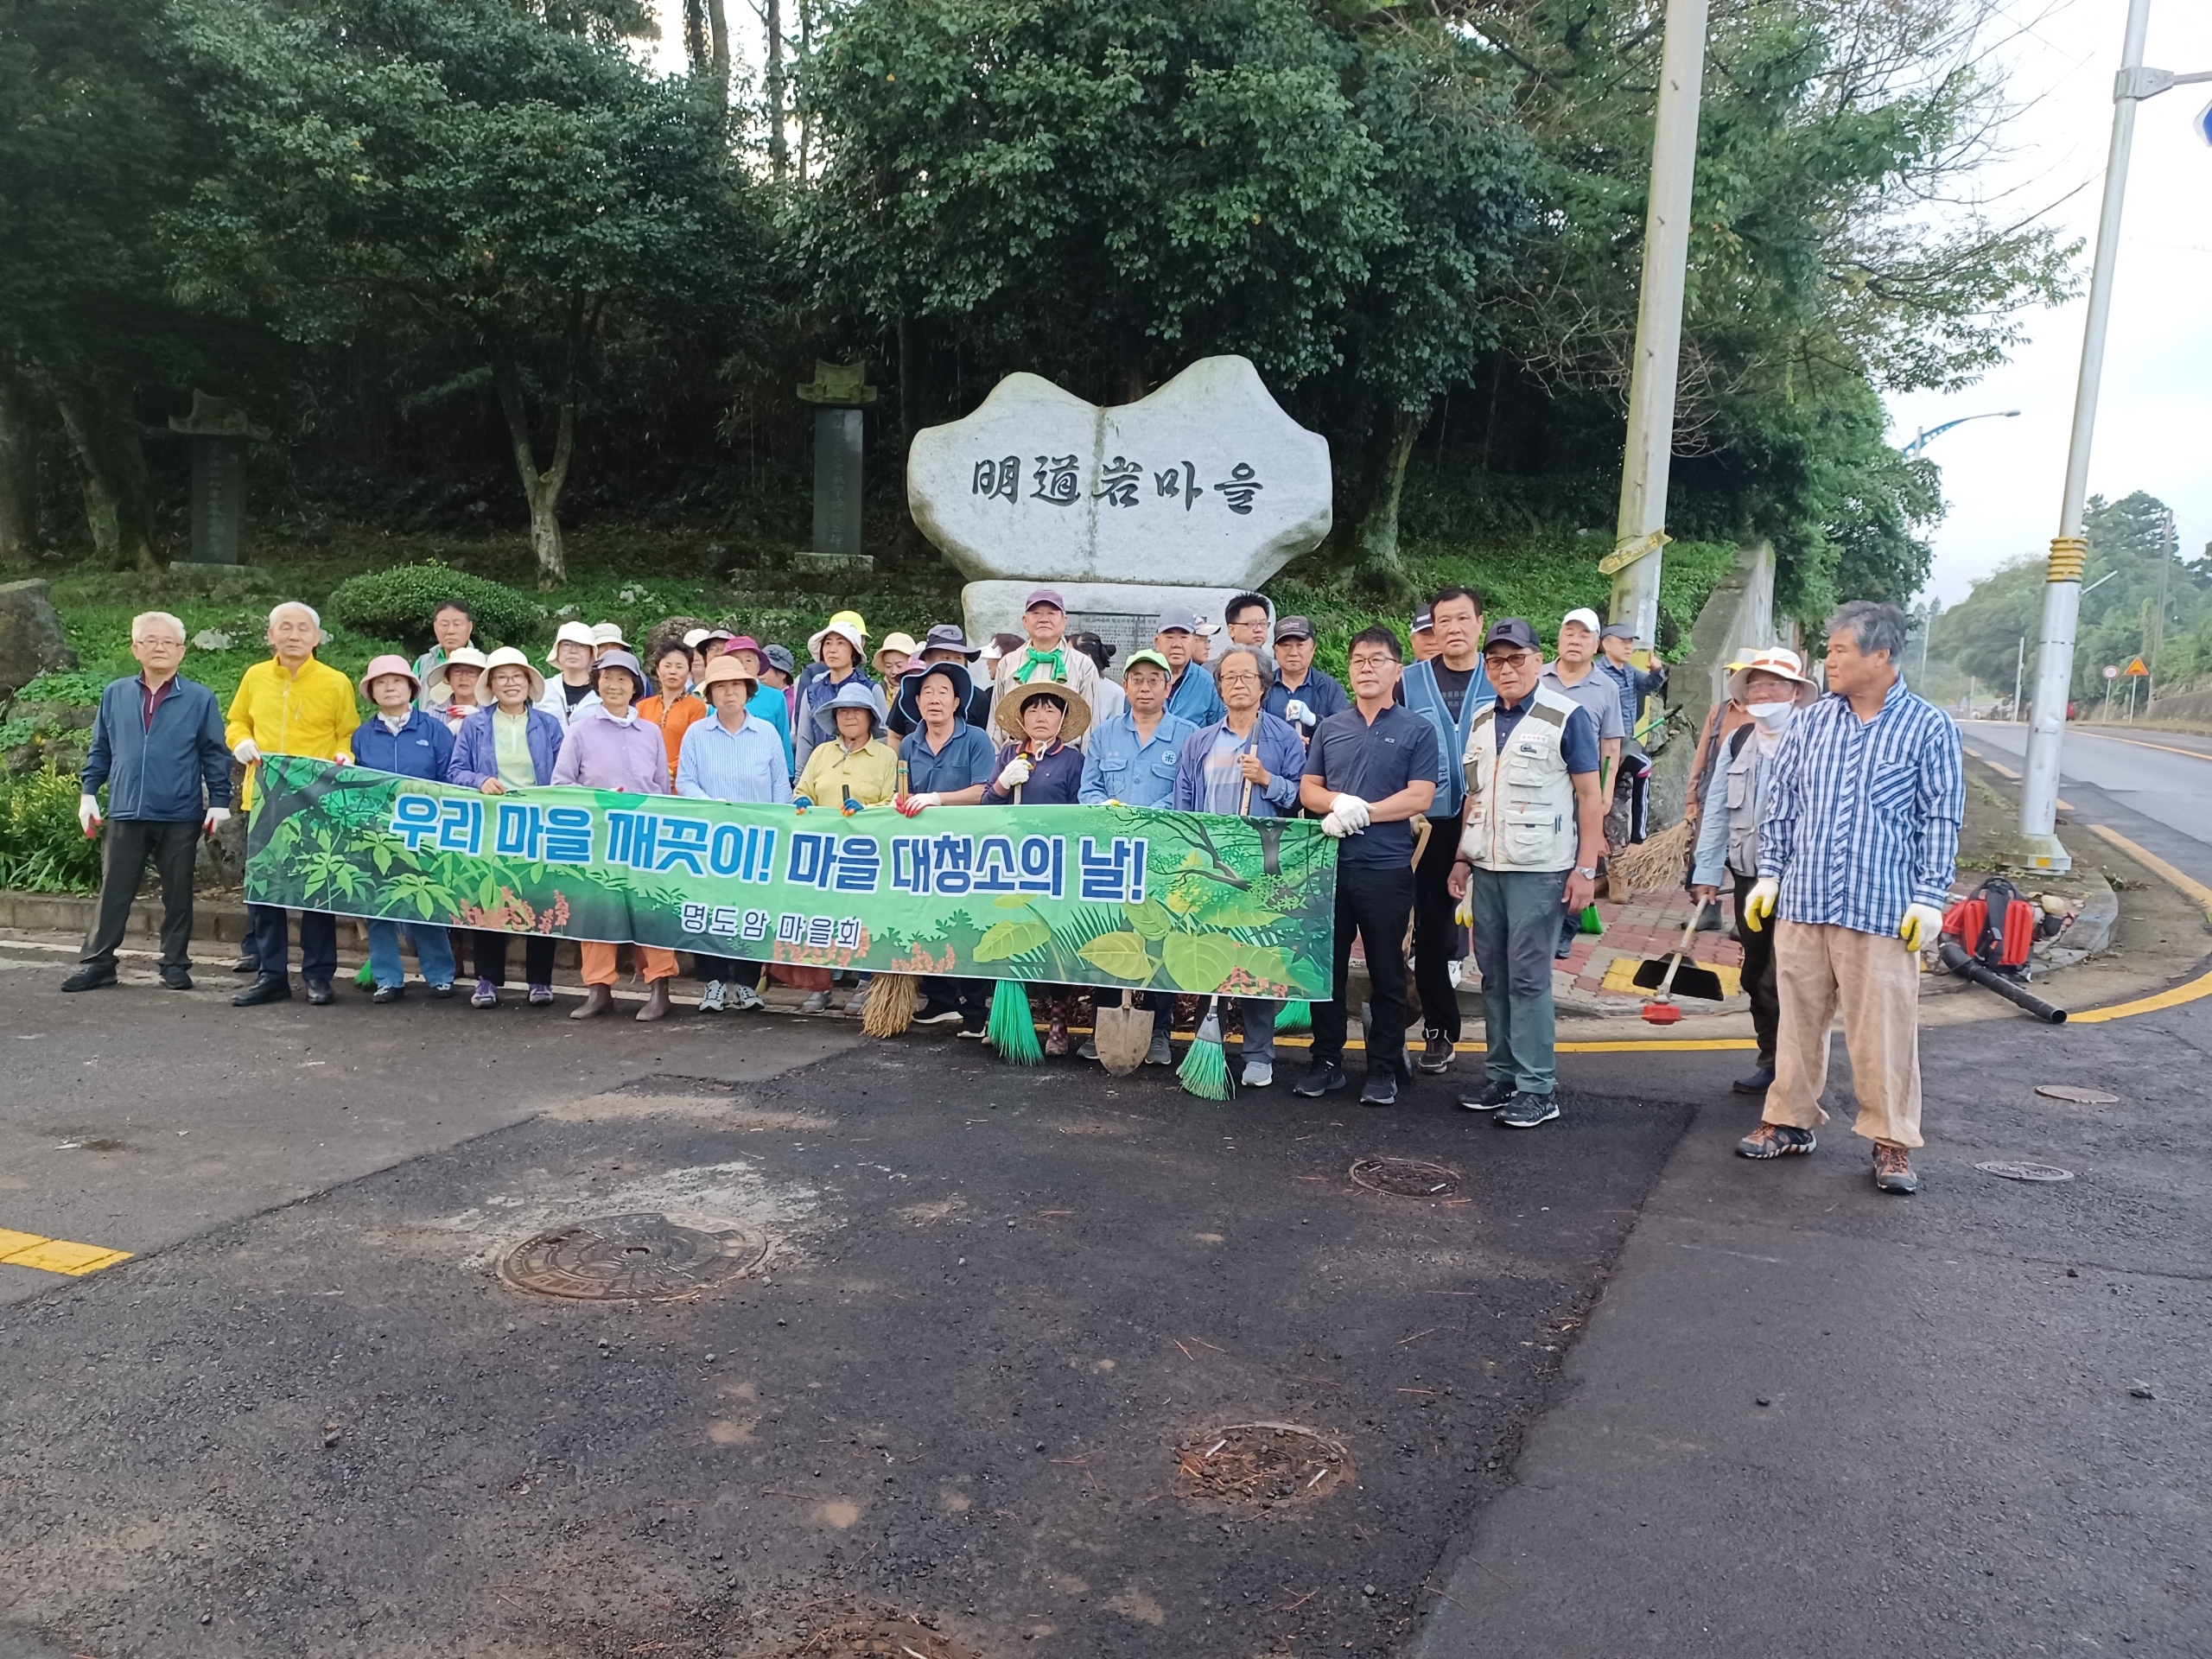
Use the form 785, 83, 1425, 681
1329, 792, 1370, 830
895, 791, 941, 817
997, 757, 1033, 791
1742, 876, 1780, 932
203, 806, 231, 836
1898, 903, 1945, 954
1320, 810, 1353, 838
78, 794, 101, 836
232, 738, 260, 765
1284, 698, 1313, 728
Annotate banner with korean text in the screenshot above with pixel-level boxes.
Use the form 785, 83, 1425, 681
244, 758, 1337, 998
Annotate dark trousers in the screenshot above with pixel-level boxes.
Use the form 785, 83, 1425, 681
926, 976, 994, 1029
1411, 809, 1466, 1039
250, 903, 336, 985
1470, 866, 1568, 1096
81, 818, 200, 969
1313, 860, 1415, 1079
1733, 872, 1780, 1068
693, 955, 764, 988
472, 930, 556, 988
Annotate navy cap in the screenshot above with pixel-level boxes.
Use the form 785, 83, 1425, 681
1599, 622, 1637, 642
1482, 618, 1542, 654
1155, 604, 1200, 635
1272, 614, 1315, 643
1409, 607, 1434, 634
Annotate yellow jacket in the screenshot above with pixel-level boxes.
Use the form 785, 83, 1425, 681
794, 737, 898, 809
226, 657, 361, 808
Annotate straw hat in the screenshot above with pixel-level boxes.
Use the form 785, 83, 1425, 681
1726, 646, 1819, 707
994, 677, 1090, 745
475, 645, 546, 704
422, 646, 486, 706
357, 653, 420, 699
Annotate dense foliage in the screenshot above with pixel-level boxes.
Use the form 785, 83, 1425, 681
325, 562, 547, 651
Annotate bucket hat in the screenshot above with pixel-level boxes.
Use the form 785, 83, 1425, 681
810, 678, 887, 740
808, 619, 868, 664
874, 631, 920, 672
590, 622, 629, 652
895, 658, 975, 728
423, 646, 487, 707
994, 677, 1091, 745
697, 654, 760, 696
917, 623, 983, 659
763, 644, 796, 677
475, 645, 546, 704
1725, 645, 1819, 707
358, 653, 421, 699
591, 649, 648, 700
545, 620, 597, 665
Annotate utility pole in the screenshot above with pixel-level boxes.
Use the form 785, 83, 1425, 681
1601, 0, 1709, 653
2012, 0, 2212, 871
2014, 635, 2025, 721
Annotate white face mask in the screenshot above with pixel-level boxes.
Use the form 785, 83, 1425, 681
1747, 700, 1795, 730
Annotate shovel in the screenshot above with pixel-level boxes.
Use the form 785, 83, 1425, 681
1092, 991, 1154, 1075
1630, 895, 1727, 1020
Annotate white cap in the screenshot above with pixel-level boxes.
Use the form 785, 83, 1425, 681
1560, 607, 1602, 636
590, 621, 627, 647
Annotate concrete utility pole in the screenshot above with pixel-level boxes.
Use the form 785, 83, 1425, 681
1603, 0, 1710, 652
2012, 0, 2212, 871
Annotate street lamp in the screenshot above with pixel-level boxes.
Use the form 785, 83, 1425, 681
2009, 0, 2212, 873
1900, 410, 2020, 457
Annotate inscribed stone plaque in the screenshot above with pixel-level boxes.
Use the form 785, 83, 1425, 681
812, 409, 864, 559
188, 435, 247, 564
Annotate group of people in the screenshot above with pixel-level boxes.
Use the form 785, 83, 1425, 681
61, 583, 1960, 1190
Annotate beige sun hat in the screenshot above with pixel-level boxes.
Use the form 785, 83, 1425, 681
423, 646, 487, 706
476, 645, 547, 704
994, 677, 1092, 745
873, 631, 920, 673
543, 620, 596, 666
1726, 645, 1819, 707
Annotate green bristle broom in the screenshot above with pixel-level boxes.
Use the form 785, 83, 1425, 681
986, 979, 1042, 1065
1275, 1000, 1312, 1033
1178, 995, 1231, 1101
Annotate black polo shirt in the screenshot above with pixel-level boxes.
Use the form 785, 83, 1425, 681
1303, 702, 1440, 868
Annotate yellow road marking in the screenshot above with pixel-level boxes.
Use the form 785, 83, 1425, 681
0, 1230, 132, 1276
2085, 823, 2212, 919
1982, 757, 2021, 779
2070, 965, 2212, 1024
1599, 954, 1742, 998
2072, 729, 2212, 764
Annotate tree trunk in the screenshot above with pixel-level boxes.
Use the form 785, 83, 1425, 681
708, 0, 729, 96
764, 0, 787, 180
1347, 406, 1427, 601
493, 363, 575, 588
0, 359, 37, 557
51, 372, 159, 572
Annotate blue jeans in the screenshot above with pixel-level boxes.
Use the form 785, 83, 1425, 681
367, 920, 456, 989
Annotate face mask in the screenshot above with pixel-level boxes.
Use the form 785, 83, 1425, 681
1747, 700, 1794, 730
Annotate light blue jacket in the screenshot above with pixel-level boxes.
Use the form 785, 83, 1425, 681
1169, 714, 1306, 817
677, 712, 793, 804
1164, 663, 1225, 727
1398, 658, 1495, 818
1078, 711, 1197, 805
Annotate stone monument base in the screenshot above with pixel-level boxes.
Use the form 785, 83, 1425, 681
962, 581, 1250, 675
164, 562, 256, 590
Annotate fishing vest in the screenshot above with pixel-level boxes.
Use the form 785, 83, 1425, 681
1720, 722, 1774, 880
1460, 685, 1582, 873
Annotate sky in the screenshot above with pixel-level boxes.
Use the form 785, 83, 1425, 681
645, 3, 2209, 607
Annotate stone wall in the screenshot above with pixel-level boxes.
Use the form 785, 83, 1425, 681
1648, 541, 1782, 827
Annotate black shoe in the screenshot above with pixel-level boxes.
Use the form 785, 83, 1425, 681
305, 980, 334, 1006
159, 966, 192, 991
372, 984, 404, 1004
232, 975, 291, 1007
1358, 1071, 1399, 1107
427, 982, 455, 999
912, 1002, 964, 1027
1417, 1035, 1455, 1073
1292, 1059, 1347, 1097
60, 964, 118, 993
1459, 1078, 1515, 1112
232, 955, 259, 975
1496, 1091, 1560, 1129
1732, 1065, 1775, 1095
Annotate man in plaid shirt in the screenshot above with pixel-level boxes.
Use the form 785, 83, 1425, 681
1737, 601, 1963, 1193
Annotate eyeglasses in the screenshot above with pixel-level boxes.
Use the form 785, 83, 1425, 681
1216, 671, 1262, 685
1347, 653, 1397, 671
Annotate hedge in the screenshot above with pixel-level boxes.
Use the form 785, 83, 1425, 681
324, 563, 544, 651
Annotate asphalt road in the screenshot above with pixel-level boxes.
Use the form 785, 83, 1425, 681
1963, 720, 2212, 889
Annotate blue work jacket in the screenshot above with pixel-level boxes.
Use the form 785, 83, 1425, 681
81, 675, 231, 822
352, 708, 455, 782
1078, 711, 1196, 806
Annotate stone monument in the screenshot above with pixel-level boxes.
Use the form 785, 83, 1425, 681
796, 360, 875, 576
906, 356, 1332, 651
168, 391, 269, 571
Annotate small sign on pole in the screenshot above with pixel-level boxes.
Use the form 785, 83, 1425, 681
2102, 664, 2120, 680
2125, 656, 2150, 677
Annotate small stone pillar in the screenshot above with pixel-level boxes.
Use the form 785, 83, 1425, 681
796, 361, 876, 573
168, 391, 269, 569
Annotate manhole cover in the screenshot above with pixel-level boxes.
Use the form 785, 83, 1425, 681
500, 1212, 768, 1300
1173, 1422, 1353, 1508
746, 1619, 982, 1659
2035, 1085, 2120, 1105
1975, 1160, 2076, 1184
1349, 1157, 1462, 1198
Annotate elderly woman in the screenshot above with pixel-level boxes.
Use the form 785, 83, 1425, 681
792, 679, 897, 1013
677, 655, 792, 1013
421, 647, 487, 732
448, 647, 566, 1007
637, 639, 707, 786
982, 679, 1091, 1052
893, 658, 1000, 1032
353, 655, 459, 1001
553, 649, 682, 1020
792, 618, 875, 776
721, 635, 795, 774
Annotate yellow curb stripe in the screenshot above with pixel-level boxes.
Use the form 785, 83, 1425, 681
2069, 965, 2212, 1025
0, 1230, 133, 1276
1982, 759, 2021, 779
2074, 730, 2212, 764
2084, 823, 2212, 920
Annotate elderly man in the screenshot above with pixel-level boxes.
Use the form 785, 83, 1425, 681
1447, 619, 1606, 1129
64, 612, 232, 993
229, 601, 360, 1007
1154, 605, 1226, 727
893, 658, 1002, 1033
1262, 615, 1347, 741
411, 599, 476, 702
1597, 621, 1668, 842
1408, 607, 1441, 662
1540, 607, 1628, 955
992, 589, 1103, 713
1738, 601, 1962, 1194
1397, 586, 1493, 1072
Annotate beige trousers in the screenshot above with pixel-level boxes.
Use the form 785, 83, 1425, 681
1764, 920, 1923, 1149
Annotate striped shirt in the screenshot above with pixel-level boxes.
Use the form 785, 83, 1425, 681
1757, 677, 1962, 936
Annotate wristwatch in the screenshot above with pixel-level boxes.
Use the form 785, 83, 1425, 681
1575, 866, 1599, 880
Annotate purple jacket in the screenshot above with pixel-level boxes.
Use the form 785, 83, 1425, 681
552, 708, 671, 795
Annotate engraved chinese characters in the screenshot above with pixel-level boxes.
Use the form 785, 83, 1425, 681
966, 453, 1264, 515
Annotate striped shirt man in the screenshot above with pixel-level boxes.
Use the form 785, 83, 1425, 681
1757, 677, 1962, 937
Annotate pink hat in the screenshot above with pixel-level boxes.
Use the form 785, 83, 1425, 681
723, 634, 764, 658
358, 654, 420, 698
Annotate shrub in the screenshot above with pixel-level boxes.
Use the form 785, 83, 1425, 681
0, 763, 105, 894
325, 563, 544, 651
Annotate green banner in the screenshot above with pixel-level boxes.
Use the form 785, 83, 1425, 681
244, 756, 1338, 998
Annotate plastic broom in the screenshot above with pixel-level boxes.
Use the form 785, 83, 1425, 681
986, 979, 1042, 1065
1274, 1000, 1313, 1033
1178, 995, 1231, 1101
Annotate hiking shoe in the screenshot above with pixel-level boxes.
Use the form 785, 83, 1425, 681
912, 1001, 963, 1027
698, 979, 728, 1014
1496, 1092, 1560, 1129
159, 965, 193, 991
1418, 1035, 1455, 1073
1732, 1065, 1776, 1096
728, 982, 765, 1012
427, 981, 454, 999
472, 979, 499, 1008
1358, 1071, 1398, 1107
1292, 1059, 1346, 1097
1144, 1033, 1173, 1066
1077, 1037, 1099, 1060
372, 984, 404, 1004
1241, 1060, 1274, 1089
845, 977, 873, 1015
527, 982, 554, 1007
800, 989, 833, 1014
1459, 1078, 1516, 1113
1736, 1122, 1815, 1159
1872, 1143, 1919, 1194
60, 964, 118, 993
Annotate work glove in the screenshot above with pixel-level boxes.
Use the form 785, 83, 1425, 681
895, 791, 941, 817
1741, 876, 1780, 932
1898, 902, 1945, 954
996, 756, 1033, 791
1453, 893, 1471, 927
839, 789, 861, 817
792, 794, 813, 814
231, 738, 260, 766
202, 806, 231, 836
78, 794, 102, 836
1328, 793, 1371, 832
1319, 810, 1355, 838
1284, 698, 1313, 728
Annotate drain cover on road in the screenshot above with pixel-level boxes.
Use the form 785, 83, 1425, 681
2035, 1085, 2120, 1105
1349, 1157, 1462, 1198
500, 1212, 768, 1300
1975, 1160, 2076, 1184
747, 1618, 982, 1659
1174, 1422, 1353, 1508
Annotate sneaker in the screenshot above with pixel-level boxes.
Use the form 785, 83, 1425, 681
471, 979, 499, 1008
1735, 1122, 1815, 1159
1417, 1035, 1455, 1073
60, 964, 118, 993
1872, 1142, 1919, 1194
698, 980, 728, 1014
527, 983, 554, 1007
1293, 1059, 1346, 1097
957, 1024, 987, 1039
1459, 1079, 1515, 1113
1732, 1065, 1776, 1096
1241, 1060, 1274, 1089
159, 965, 193, 991
1496, 1092, 1560, 1129
727, 982, 765, 1012
1077, 1037, 1099, 1060
427, 982, 454, 999
1358, 1071, 1398, 1107
1144, 1033, 1173, 1066
800, 989, 833, 1014
845, 986, 872, 1015
912, 1001, 963, 1027
372, 984, 404, 1004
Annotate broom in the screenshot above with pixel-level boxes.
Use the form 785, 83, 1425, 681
1275, 1000, 1312, 1033
861, 970, 919, 1037
1178, 995, 1231, 1100
1604, 817, 1693, 899
986, 979, 1042, 1065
